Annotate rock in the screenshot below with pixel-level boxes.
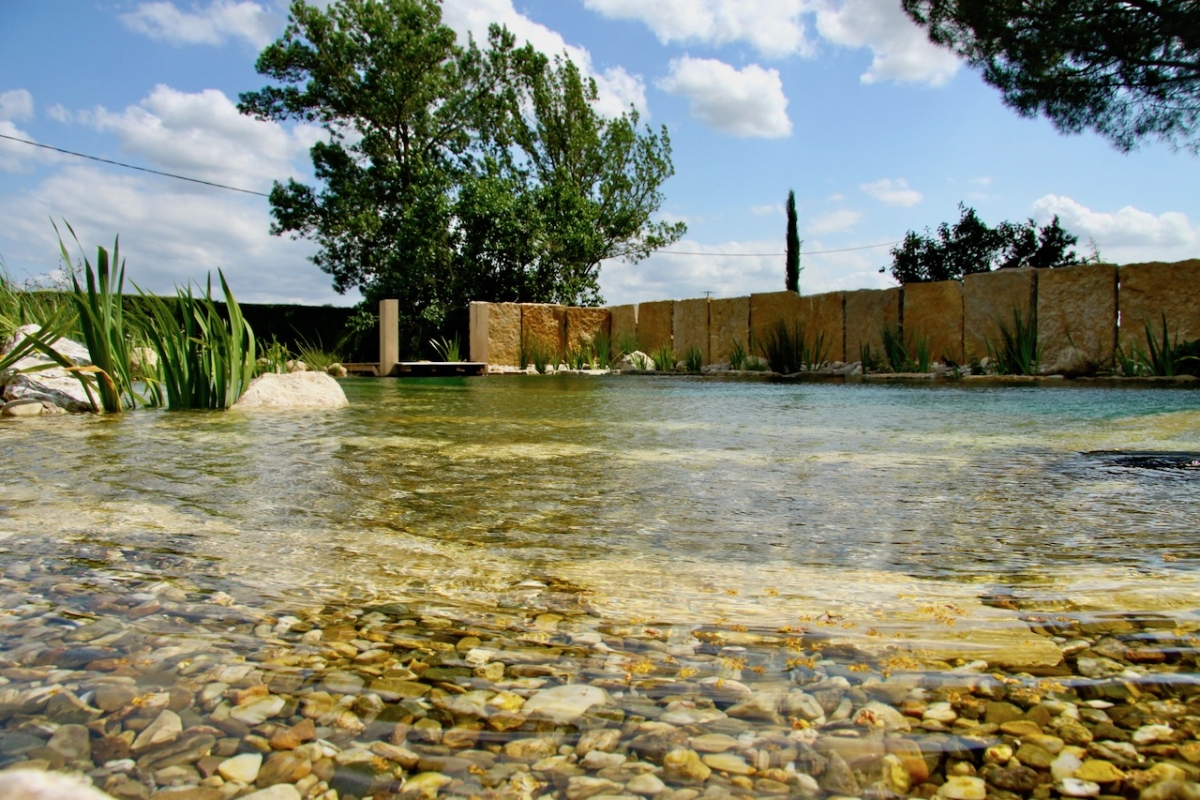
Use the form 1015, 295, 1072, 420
256, 750, 311, 787
218, 752, 263, 784
1133, 725, 1176, 745
2, 371, 96, 412
566, 775, 623, 800
857, 700, 912, 732
326, 363, 348, 378
2, 399, 56, 417
1075, 759, 1126, 783
0, 769, 115, 799
937, 775, 987, 800
1058, 777, 1102, 797
46, 723, 91, 763
238, 786, 302, 800
663, 748, 711, 784
1015, 742, 1054, 769
690, 734, 739, 754
580, 750, 625, 771
988, 763, 1040, 792
131, 710, 182, 754
726, 690, 783, 724
627, 773, 667, 796
231, 372, 348, 410
1052, 751, 1086, 781
400, 772, 453, 798
321, 670, 365, 695
820, 751, 861, 796
94, 684, 138, 712
701, 753, 754, 776
575, 728, 621, 757
503, 737, 559, 761
522, 684, 609, 725
229, 695, 285, 725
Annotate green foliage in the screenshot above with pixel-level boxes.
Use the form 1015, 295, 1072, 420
651, 344, 676, 372
785, 190, 801, 293
616, 332, 640, 359
903, 0, 1200, 153
56, 223, 146, 413
526, 339, 555, 373
1119, 313, 1200, 377
881, 326, 932, 372
430, 334, 461, 362
589, 330, 616, 368
240, 0, 684, 355
563, 344, 590, 370
140, 273, 256, 410
859, 342, 885, 374
630, 351, 650, 370
987, 308, 1040, 375
759, 319, 829, 374
889, 204, 1079, 284
728, 339, 747, 370
257, 336, 291, 375
685, 346, 703, 373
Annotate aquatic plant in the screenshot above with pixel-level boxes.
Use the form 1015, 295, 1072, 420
651, 344, 676, 372
881, 325, 931, 373
256, 336, 291, 375
430, 334, 461, 362
589, 330, 616, 368
685, 346, 703, 373
759, 319, 828, 374
859, 342, 885, 375
987, 308, 1039, 375
728, 339, 747, 370
57, 223, 144, 412
527, 340, 555, 374
616, 332, 640, 358
139, 271, 256, 410
1116, 315, 1200, 377
563, 343, 590, 370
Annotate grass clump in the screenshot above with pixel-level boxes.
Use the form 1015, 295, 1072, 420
1117, 314, 1200, 377
728, 339, 747, 370
881, 325, 932, 373
589, 330, 616, 368
430, 334, 461, 362
685, 346, 703, 373
526, 339, 556, 374
759, 319, 829, 374
987, 308, 1039, 375
651, 344, 676, 372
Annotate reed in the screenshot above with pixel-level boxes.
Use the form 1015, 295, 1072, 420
430, 334, 461, 362
728, 339, 747, 370
685, 346, 703, 373
987, 308, 1039, 375
651, 344, 676, 372
760, 319, 829, 374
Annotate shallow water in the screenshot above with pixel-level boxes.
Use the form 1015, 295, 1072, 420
3, 377, 1199, 656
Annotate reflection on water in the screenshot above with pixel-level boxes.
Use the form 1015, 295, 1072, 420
2, 377, 1199, 636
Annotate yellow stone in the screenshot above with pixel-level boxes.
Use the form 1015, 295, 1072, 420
1000, 720, 1043, 738
709, 296, 750, 364
749, 291, 803, 347
702, 753, 755, 776
637, 300, 675, 353
609, 304, 638, 349
903, 280, 964, 366
845, 288, 901, 364
802, 292, 846, 363
881, 754, 912, 794
1074, 760, 1125, 783
522, 304, 567, 363
1037, 264, 1117, 373
673, 298, 710, 364
470, 302, 522, 368
565, 307, 611, 352
963, 268, 1037, 362
1118, 259, 1200, 353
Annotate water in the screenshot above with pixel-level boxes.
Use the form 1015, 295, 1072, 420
3, 377, 1199, 661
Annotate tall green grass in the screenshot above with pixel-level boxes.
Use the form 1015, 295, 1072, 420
1118, 314, 1200, 377
987, 308, 1039, 375
759, 319, 829, 374
140, 272, 256, 410
430, 334, 461, 362
881, 325, 931, 373
685, 346, 703, 373
651, 344, 676, 372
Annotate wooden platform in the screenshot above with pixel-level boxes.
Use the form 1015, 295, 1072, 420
342, 362, 487, 377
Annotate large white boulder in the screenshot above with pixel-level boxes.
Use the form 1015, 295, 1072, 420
231, 372, 348, 410
1, 324, 98, 412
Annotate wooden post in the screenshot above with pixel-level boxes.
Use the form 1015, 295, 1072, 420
379, 299, 399, 377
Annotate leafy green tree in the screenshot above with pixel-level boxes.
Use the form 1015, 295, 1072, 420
902, 0, 1200, 152
888, 204, 1079, 283
240, 0, 684, 354
785, 190, 801, 292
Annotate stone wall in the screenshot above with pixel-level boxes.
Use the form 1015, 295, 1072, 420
637, 300, 674, 353
465, 260, 1198, 373
845, 288, 900, 363
1118, 260, 1200, 353
673, 299, 710, 363
1038, 264, 1117, 374
709, 296, 750, 364
903, 281, 964, 365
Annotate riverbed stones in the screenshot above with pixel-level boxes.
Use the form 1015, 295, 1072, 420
663, 748, 711, 784
522, 684, 609, 725
217, 752, 262, 783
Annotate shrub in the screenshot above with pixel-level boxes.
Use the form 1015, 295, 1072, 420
987, 308, 1039, 375
685, 346, 703, 373
728, 339, 747, 370
651, 345, 676, 372
760, 319, 828, 374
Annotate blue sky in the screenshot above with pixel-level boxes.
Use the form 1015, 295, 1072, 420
2, 0, 1199, 307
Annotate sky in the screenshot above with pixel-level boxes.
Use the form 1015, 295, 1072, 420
2, 0, 1199, 308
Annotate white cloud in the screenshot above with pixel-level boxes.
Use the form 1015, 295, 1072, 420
752, 203, 784, 216
0, 89, 62, 173
808, 208, 861, 235
1032, 195, 1200, 263
598, 236, 890, 305
860, 177, 922, 207
811, 0, 959, 85
658, 57, 791, 138
441, 0, 647, 117
80, 85, 320, 192
121, 1, 279, 49
0, 89, 34, 122
583, 0, 811, 59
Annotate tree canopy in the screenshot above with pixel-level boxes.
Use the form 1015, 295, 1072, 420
239, 0, 684, 353
888, 204, 1081, 284
902, 0, 1200, 152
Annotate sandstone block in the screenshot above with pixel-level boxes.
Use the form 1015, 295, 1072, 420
802, 292, 845, 363
964, 268, 1037, 362
522, 304, 567, 363
845, 288, 900, 364
709, 296, 750, 364
609, 304, 638, 350
637, 300, 674, 353
1037, 264, 1117, 374
469, 302, 522, 369
565, 307, 611, 352
1118, 259, 1200, 353
673, 298, 710, 364
903, 280, 964, 365
749, 291, 803, 350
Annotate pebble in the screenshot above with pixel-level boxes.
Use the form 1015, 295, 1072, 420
937, 775, 987, 800
217, 752, 262, 783
1058, 777, 1102, 797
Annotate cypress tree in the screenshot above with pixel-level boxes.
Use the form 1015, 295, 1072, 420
785, 190, 801, 293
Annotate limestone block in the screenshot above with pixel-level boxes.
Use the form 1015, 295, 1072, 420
610, 304, 637, 350
637, 300, 674, 353
1118, 259, 1200, 353
802, 292, 846, 363
964, 268, 1037, 362
231, 373, 349, 410
471, 302, 521, 368
1038, 264, 1117, 373
845, 288, 900, 363
709, 296, 750, 364
522, 304, 567, 362
750, 291, 803, 353
903, 280, 964, 365
673, 298, 710, 364
565, 307, 611, 352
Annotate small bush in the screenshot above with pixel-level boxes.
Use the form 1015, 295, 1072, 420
651, 344, 676, 372
759, 319, 828, 374
728, 339, 747, 370
430, 334, 461, 362
685, 346, 703, 372
987, 308, 1039, 375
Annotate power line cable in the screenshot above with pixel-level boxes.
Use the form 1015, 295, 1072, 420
0, 133, 271, 197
